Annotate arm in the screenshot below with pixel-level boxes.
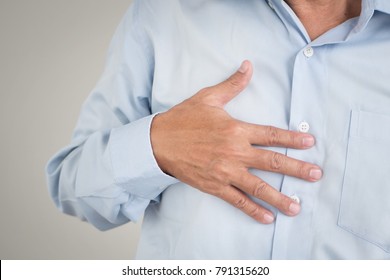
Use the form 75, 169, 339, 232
46, 2, 177, 230
47, 1, 322, 230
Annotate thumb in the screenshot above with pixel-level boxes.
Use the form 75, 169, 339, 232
210, 60, 253, 107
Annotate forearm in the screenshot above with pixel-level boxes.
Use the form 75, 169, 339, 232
46, 114, 177, 230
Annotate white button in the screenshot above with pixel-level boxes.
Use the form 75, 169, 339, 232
303, 46, 314, 58
290, 194, 300, 204
298, 121, 310, 133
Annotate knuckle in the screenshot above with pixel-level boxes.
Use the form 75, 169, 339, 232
248, 207, 261, 219
252, 181, 268, 198
224, 121, 245, 137
270, 152, 286, 171
211, 160, 228, 174
200, 92, 218, 104
233, 196, 248, 209
215, 123, 248, 158
208, 159, 231, 185
227, 76, 244, 90
265, 126, 280, 146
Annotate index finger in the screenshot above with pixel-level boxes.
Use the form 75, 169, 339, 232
242, 123, 315, 149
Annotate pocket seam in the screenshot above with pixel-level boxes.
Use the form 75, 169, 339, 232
338, 110, 390, 254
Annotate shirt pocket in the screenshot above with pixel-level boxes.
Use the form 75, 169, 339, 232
338, 110, 390, 253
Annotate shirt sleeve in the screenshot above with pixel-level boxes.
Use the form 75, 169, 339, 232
45, 0, 178, 231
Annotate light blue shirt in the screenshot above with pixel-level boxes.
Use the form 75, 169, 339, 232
46, 0, 390, 259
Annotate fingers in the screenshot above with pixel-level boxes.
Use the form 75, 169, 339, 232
218, 169, 302, 223
218, 184, 276, 224
193, 60, 253, 107
229, 171, 301, 217
235, 122, 323, 182
241, 148, 322, 182
242, 122, 316, 149
154, 59, 322, 224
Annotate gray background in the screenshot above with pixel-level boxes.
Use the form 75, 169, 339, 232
0, 0, 142, 259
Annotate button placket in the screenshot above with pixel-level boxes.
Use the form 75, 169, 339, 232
272, 41, 325, 259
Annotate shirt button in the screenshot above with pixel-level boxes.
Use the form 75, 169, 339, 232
303, 46, 314, 58
298, 121, 310, 133
290, 194, 301, 204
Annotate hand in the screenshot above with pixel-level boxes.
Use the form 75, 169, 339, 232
150, 60, 322, 224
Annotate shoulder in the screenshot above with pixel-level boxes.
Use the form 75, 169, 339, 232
130, 0, 216, 19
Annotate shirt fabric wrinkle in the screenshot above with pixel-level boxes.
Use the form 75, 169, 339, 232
46, 0, 390, 259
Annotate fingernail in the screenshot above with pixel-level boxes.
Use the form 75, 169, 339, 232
302, 136, 315, 147
263, 213, 275, 223
238, 61, 249, 73
289, 202, 301, 215
309, 168, 322, 180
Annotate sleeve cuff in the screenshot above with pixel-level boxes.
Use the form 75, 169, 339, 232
109, 114, 178, 199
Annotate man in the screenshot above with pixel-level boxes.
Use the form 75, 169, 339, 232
46, 0, 390, 259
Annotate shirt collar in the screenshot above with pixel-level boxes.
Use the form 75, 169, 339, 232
266, 0, 390, 15
372, 0, 390, 15
266, 0, 390, 38
354, 0, 390, 34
